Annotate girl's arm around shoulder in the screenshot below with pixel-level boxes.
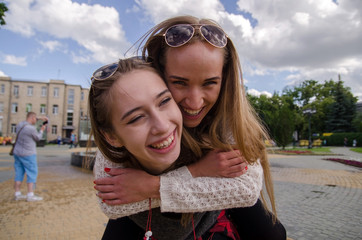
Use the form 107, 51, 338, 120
93, 150, 161, 219
159, 160, 263, 213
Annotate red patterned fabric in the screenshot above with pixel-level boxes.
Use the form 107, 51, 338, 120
146, 210, 239, 240
206, 210, 240, 240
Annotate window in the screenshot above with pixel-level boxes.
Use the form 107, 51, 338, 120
41, 87, 47, 97
11, 103, 18, 113
27, 86, 33, 96
26, 103, 32, 112
52, 105, 58, 115
0, 102, 3, 113
53, 87, 59, 97
0, 84, 4, 94
13, 86, 19, 96
11, 124, 16, 134
52, 125, 57, 134
40, 104, 46, 114
67, 112, 73, 126
68, 89, 74, 105
81, 91, 84, 101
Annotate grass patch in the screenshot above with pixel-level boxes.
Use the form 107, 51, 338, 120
269, 147, 334, 155
350, 148, 362, 154
292, 147, 331, 153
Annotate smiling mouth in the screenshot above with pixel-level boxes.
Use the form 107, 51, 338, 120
182, 107, 203, 116
149, 133, 175, 149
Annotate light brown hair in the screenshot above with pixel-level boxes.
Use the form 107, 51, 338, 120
87, 57, 201, 172
87, 57, 202, 225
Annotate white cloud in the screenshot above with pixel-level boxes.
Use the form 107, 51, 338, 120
39, 40, 63, 53
5, 0, 131, 64
2, 55, 27, 66
234, 0, 362, 70
247, 88, 272, 98
293, 12, 310, 26
0, 70, 8, 77
135, 0, 225, 23
126, 4, 141, 14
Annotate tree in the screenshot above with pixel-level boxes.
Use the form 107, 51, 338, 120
352, 112, 362, 132
283, 77, 357, 137
325, 76, 357, 132
272, 96, 295, 149
248, 93, 296, 149
0, 2, 8, 26
247, 76, 359, 148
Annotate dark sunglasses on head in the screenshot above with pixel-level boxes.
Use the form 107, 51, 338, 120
164, 24, 228, 48
92, 62, 119, 81
91, 56, 149, 81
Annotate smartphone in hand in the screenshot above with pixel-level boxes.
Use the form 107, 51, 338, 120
42, 120, 48, 125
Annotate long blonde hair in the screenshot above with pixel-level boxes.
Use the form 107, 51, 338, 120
136, 15, 277, 217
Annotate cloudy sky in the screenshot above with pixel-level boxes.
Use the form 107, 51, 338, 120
1, 0, 361, 100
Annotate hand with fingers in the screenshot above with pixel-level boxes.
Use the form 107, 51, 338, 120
187, 149, 248, 178
94, 168, 160, 205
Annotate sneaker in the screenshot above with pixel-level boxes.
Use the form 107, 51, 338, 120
27, 195, 43, 202
14, 194, 27, 201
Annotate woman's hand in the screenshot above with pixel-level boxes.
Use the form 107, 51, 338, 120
187, 149, 248, 178
94, 168, 160, 205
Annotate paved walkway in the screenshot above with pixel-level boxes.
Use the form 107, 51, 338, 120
329, 147, 362, 162
0, 145, 361, 239
269, 147, 361, 240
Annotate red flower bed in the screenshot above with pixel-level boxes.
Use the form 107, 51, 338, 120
323, 158, 362, 168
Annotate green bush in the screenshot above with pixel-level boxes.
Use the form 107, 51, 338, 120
321, 133, 362, 147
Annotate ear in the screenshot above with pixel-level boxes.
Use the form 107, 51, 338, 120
103, 131, 123, 148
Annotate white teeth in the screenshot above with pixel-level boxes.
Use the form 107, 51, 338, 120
151, 134, 174, 149
183, 108, 202, 116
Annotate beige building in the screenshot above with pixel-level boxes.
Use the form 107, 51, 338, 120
0, 76, 90, 143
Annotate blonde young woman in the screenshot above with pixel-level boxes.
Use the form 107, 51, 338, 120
94, 16, 286, 240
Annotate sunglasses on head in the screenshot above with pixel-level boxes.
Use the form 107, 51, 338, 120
92, 62, 118, 81
91, 56, 149, 81
164, 24, 228, 48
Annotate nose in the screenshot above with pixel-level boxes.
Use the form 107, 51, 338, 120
184, 87, 204, 109
150, 112, 170, 135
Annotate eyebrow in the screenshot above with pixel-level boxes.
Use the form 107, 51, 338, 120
168, 75, 221, 81
121, 89, 170, 120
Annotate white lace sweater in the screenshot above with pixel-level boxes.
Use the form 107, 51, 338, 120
94, 150, 263, 219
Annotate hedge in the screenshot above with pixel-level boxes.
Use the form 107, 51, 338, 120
320, 132, 362, 147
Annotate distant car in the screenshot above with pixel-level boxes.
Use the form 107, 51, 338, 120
48, 137, 71, 145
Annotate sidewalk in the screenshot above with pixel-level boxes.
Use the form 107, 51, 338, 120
269, 149, 362, 240
0, 145, 361, 239
0, 145, 107, 240
329, 146, 362, 162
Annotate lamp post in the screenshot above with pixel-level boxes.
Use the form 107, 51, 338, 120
303, 108, 316, 149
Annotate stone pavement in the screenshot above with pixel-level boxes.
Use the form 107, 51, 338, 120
0, 145, 361, 239
269, 148, 362, 240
